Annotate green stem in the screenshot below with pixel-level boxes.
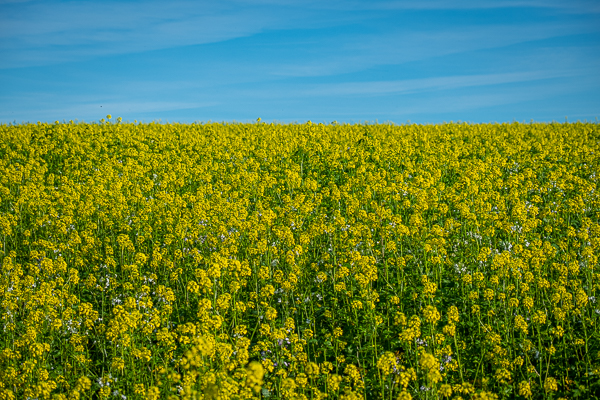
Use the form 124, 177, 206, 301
453, 333, 465, 383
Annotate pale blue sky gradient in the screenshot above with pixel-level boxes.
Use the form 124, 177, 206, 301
1, 0, 599, 124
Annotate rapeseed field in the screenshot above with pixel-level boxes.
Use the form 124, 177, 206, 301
1, 118, 599, 399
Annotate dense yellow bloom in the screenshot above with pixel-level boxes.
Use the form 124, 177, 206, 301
397, 390, 412, 400
245, 361, 264, 393
447, 306, 460, 323
544, 377, 558, 392
1, 121, 598, 399
377, 352, 398, 375
396, 368, 416, 389
327, 374, 343, 392
422, 305, 441, 325
439, 384, 452, 397
514, 315, 529, 335
419, 352, 439, 371
518, 380, 532, 397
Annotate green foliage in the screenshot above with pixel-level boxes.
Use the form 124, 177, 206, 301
0, 120, 599, 399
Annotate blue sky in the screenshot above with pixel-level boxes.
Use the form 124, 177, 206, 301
1, 0, 599, 124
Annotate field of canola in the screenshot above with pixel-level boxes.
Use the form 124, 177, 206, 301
1, 119, 600, 400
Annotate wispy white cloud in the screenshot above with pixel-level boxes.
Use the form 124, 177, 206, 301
234, 0, 600, 12
0, 1, 282, 68
391, 79, 591, 117
0, 0, 369, 68
64, 101, 218, 114
2, 0, 597, 70
0, 99, 218, 121
0, 0, 33, 4
263, 21, 598, 78
294, 70, 580, 97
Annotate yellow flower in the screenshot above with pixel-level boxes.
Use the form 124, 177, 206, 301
494, 368, 511, 384
134, 383, 145, 395
265, 306, 277, 321
552, 325, 564, 337
377, 352, 398, 375
397, 390, 412, 400
419, 352, 438, 371
146, 386, 160, 400
422, 305, 441, 324
443, 323, 456, 337
327, 374, 342, 392
99, 386, 111, 398
111, 357, 125, 372
447, 305, 460, 323
295, 372, 308, 387
532, 309, 547, 325
439, 384, 452, 397
427, 369, 442, 384
306, 362, 320, 377
518, 380, 532, 397
186, 280, 199, 294
544, 377, 558, 392
245, 361, 264, 393
514, 315, 528, 335
462, 274, 472, 285
483, 288, 495, 301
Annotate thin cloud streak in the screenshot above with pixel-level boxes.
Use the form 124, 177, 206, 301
0, 101, 218, 122
259, 22, 597, 78
294, 70, 582, 97
234, 0, 599, 12
1, 1, 282, 68
392, 80, 591, 117
2, 0, 598, 70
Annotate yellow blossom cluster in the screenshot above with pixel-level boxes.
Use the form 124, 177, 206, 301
0, 120, 599, 399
